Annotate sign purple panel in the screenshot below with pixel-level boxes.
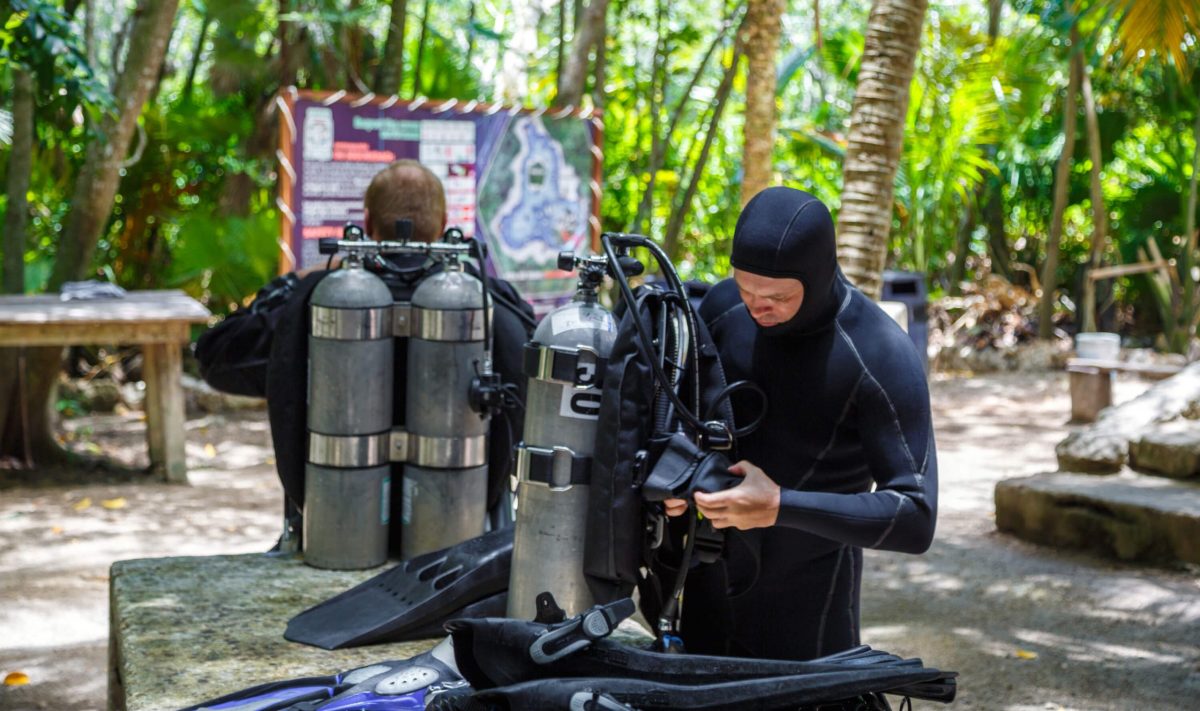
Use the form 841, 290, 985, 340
278, 90, 601, 314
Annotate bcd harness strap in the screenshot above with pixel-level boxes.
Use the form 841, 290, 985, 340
523, 343, 608, 388
515, 444, 592, 489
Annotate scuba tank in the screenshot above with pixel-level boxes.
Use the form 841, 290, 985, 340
303, 224, 500, 569
400, 245, 491, 559
507, 252, 618, 619
303, 225, 395, 570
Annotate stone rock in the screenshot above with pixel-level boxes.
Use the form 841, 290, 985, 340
995, 471, 1200, 565
181, 374, 265, 415
1130, 420, 1200, 479
932, 339, 1072, 374
1056, 431, 1127, 473
1056, 360, 1200, 472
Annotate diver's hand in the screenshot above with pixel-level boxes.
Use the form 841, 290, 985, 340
693, 460, 780, 530
663, 498, 688, 517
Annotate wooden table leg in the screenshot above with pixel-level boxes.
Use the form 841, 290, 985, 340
1069, 366, 1113, 424
143, 342, 188, 483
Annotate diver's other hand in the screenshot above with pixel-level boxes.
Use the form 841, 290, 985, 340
663, 498, 688, 517
693, 460, 780, 530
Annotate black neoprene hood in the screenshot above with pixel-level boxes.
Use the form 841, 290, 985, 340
731, 186, 841, 333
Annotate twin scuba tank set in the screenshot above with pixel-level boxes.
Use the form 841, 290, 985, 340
303, 222, 504, 570
303, 224, 753, 646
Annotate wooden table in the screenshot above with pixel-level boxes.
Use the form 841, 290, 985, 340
0, 289, 211, 482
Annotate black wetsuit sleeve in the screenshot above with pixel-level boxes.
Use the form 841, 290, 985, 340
195, 273, 301, 397
774, 342, 937, 554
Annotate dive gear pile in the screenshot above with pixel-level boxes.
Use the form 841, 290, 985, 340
189, 595, 957, 711
304, 224, 502, 569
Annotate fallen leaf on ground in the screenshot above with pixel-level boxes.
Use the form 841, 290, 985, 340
101, 497, 127, 510
1015, 649, 1038, 660
204, 443, 217, 457
72, 498, 92, 511
3, 671, 29, 686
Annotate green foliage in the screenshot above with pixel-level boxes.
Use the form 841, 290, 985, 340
2, 0, 1198, 346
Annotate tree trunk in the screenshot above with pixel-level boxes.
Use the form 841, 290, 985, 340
664, 42, 743, 259
630, 23, 728, 235
558, 0, 608, 107
413, 0, 432, 96
835, 0, 929, 300
13, 0, 179, 465
4, 68, 33, 295
1038, 38, 1082, 340
590, 0, 608, 108
182, 10, 212, 104
376, 0, 408, 94
739, 0, 785, 206
947, 203, 976, 295
1079, 55, 1107, 333
556, 0, 568, 96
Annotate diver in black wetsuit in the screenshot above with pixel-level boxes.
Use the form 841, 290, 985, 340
665, 186, 938, 661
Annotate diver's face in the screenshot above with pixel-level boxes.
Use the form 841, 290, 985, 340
734, 269, 805, 327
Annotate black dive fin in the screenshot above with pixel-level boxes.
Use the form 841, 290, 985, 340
447, 599, 954, 704
286, 528, 514, 650
428, 667, 954, 711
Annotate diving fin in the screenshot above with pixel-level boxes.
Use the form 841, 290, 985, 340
427, 667, 951, 711
447, 594, 955, 704
286, 528, 514, 649
183, 637, 470, 711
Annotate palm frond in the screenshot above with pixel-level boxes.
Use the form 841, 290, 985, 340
1095, 0, 1198, 76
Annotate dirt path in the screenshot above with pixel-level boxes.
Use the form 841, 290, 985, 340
0, 372, 1197, 710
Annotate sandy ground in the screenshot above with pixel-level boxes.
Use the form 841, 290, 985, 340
0, 371, 1198, 710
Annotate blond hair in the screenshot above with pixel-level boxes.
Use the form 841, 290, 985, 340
364, 159, 446, 243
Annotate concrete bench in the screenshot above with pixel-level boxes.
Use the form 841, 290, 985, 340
1067, 357, 1183, 423
108, 553, 438, 710
0, 290, 210, 482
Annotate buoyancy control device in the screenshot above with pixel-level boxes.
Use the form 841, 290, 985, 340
304, 223, 504, 569
507, 251, 624, 619
582, 232, 766, 650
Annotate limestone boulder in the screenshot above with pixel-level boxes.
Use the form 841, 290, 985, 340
1130, 420, 1200, 479
1056, 360, 1200, 473
995, 471, 1200, 565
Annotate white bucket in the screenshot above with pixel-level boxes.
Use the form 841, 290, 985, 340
1075, 332, 1120, 360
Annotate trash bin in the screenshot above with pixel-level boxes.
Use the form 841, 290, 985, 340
881, 270, 928, 370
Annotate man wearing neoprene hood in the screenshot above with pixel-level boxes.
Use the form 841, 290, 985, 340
664, 186, 938, 661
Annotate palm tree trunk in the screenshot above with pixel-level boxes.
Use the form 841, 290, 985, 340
740, 0, 786, 206
1038, 37, 1082, 340
558, 0, 607, 107
412, 0, 432, 96
835, 0, 929, 300
1079, 55, 1107, 333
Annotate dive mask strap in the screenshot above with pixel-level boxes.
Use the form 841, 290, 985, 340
528, 598, 637, 664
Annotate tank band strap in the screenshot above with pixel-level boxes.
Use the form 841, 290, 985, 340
522, 344, 608, 387
311, 305, 394, 340
410, 305, 491, 342
515, 444, 592, 488
389, 428, 488, 469
308, 432, 392, 468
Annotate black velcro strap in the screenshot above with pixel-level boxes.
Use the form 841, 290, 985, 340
522, 343, 608, 388
518, 444, 592, 487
